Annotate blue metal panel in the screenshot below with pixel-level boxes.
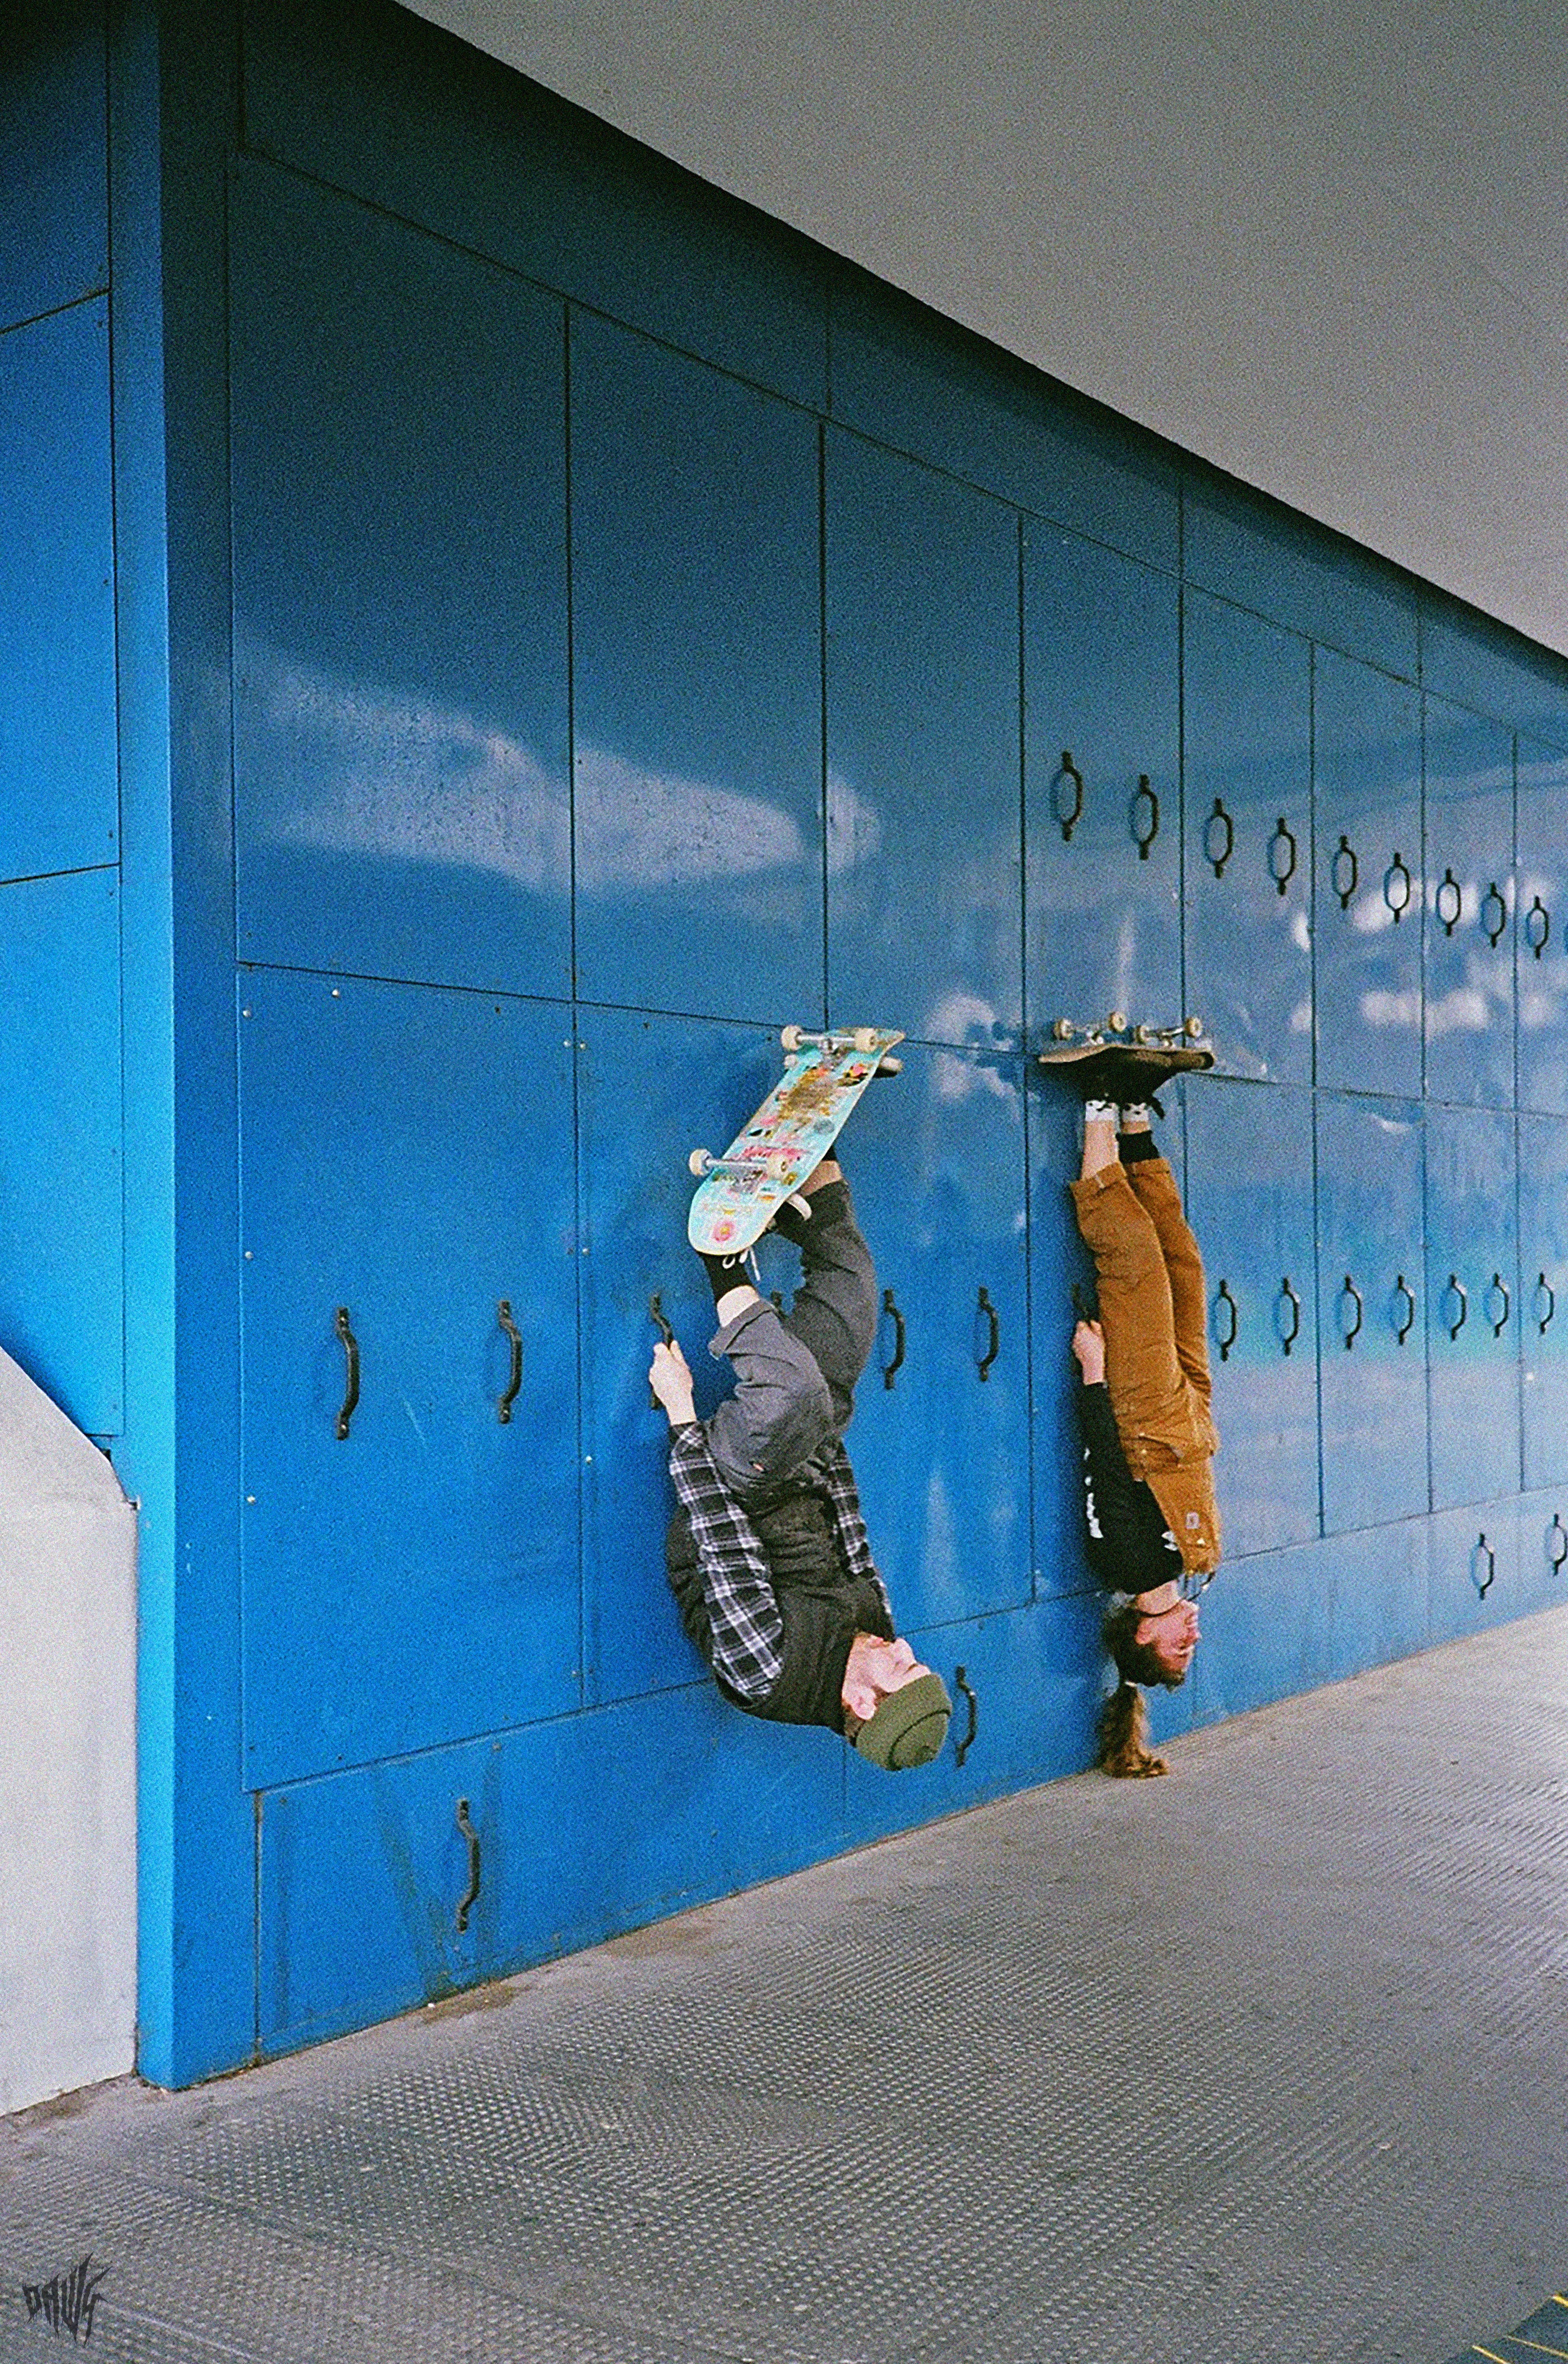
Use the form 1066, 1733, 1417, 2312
1315, 1095, 1427, 1531
1422, 697, 1514, 1109
1313, 651, 1423, 1097
240, 0, 827, 411
828, 278, 1180, 572
1179, 1080, 1320, 1555
1424, 1103, 1519, 1511
259, 1686, 843, 2056
835, 1041, 1031, 1630
826, 432, 1022, 1047
1181, 595, 1312, 1082
1517, 1115, 1568, 1490
1025, 1062, 1092, 1602
0, 299, 118, 885
0, 869, 122, 1435
1183, 473, 1419, 681
1193, 1519, 1429, 1722
576, 1008, 785, 1704
0, 1, 106, 329
1420, 600, 1568, 750
229, 155, 570, 996
239, 971, 580, 1785
1426, 1501, 1520, 1647
1516, 1491, 1568, 1615
1515, 735, 1568, 1115
570, 317, 824, 1021
1024, 526, 1181, 1041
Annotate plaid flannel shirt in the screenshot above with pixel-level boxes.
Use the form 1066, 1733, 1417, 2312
667, 1424, 892, 1703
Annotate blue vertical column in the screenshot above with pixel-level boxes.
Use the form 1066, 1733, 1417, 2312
1516, 733, 1568, 1116
1024, 527, 1180, 1040
1314, 652, 1423, 1097
1422, 697, 1514, 1109
1180, 1080, 1319, 1556
571, 317, 825, 1022
1182, 595, 1313, 1081
1315, 1095, 1426, 1531
1424, 1103, 1519, 1509
825, 430, 1021, 1048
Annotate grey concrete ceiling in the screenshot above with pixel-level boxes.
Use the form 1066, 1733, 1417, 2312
410, 0, 1568, 658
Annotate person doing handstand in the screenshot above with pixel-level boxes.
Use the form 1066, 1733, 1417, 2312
649, 1157, 952, 1771
1060, 1052, 1219, 1777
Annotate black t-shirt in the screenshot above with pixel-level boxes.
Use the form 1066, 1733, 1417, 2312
1077, 1381, 1183, 1595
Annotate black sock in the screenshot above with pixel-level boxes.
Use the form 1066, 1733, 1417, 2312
700, 1251, 749, 1303
1118, 1129, 1160, 1164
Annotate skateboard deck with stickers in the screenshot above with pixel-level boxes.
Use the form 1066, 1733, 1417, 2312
687, 1026, 904, 1258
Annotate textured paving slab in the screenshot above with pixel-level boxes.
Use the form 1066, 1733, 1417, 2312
4, 1605, 1568, 2363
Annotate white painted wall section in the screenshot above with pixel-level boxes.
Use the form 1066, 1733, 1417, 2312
410, 0, 1568, 662
0, 1346, 137, 2115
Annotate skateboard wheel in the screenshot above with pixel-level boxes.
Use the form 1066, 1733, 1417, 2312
1134, 1023, 1155, 1045
1051, 1018, 1076, 1042
875, 1053, 903, 1076
688, 1147, 715, 1178
1106, 1009, 1128, 1035
852, 1027, 878, 1053
1184, 1014, 1206, 1039
780, 1024, 806, 1053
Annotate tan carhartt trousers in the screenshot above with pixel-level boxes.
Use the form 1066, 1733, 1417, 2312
1070, 1154, 1222, 1576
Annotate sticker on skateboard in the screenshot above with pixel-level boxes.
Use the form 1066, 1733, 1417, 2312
688, 1025, 904, 1257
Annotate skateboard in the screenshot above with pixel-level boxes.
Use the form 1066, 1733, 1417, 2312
687, 1025, 904, 1256
1037, 1012, 1213, 1085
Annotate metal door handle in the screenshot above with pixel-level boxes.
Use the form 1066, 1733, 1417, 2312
1444, 1274, 1468, 1340
1525, 894, 1551, 959
1339, 1274, 1363, 1350
1330, 833, 1359, 910
1536, 1271, 1556, 1335
1549, 1515, 1568, 1574
1482, 882, 1508, 947
1268, 816, 1297, 896
1392, 1272, 1416, 1345
334, 1306, 359, 1439
454, 1797, 481, 1933
953, 1665, 978, 1766
1435, 866, 1463, 936
1053, 751, 1084, 843
975, 1286, 999, 1381
1276, 1276, 1301, 1356
881, 1288, 906, 1389
1471, 1534, 1495, 1598
1131, 775, 1159, 859
1486, 1271, 1510, 1337
1203, 795, 1233, 879
496, 1298, 523, 1423
1213, 1280, 1238, 1362
1384, 850, 1413, 923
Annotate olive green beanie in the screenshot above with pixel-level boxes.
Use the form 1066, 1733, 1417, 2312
851, 1671, 953, 1770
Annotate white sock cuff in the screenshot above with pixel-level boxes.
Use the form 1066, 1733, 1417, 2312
1083, 1098, 1119, 1126
1120, 1102, 1153, 1125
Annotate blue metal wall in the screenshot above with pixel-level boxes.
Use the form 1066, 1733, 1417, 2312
12, 0, 1568, 2082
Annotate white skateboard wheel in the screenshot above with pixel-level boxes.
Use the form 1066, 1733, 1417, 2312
1106, 1009, 1128, 1034
1051, 1018, 1076, 1041
688, 1148, 715, 1177
780, 1024, 806, 1052
852, 1027, 877, 1052
1184, 1014, 1205, 1038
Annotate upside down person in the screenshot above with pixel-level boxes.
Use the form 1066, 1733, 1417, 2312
649, 1157, 953, 1771
1060, 1048, 1220, 1776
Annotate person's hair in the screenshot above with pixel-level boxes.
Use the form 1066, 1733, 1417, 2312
1097, 1599, 1190, 1778
1097, 1680, 1168, 1778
